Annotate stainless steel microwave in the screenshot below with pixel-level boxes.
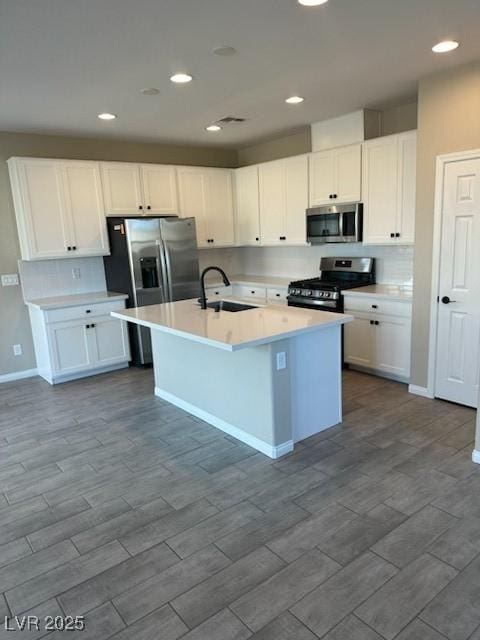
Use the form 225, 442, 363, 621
306, 203, 363, 244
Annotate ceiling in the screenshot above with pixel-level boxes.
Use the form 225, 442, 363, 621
1, 0, 480, 148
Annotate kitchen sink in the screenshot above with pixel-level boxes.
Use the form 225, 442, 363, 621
206, 300, 259, 312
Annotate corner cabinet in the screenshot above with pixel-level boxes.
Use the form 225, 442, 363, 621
343, 294, 412, 381
309, 144, 362, 206
101, 162, 178, 216
8, 158, 109, 261
259, 155, 308, 246
177, 166, 235, 248
362, 131, 417, 245
28, 298, 130, 384
234, 166, 261, 246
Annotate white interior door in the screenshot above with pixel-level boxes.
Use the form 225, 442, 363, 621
435, 157, 480, 407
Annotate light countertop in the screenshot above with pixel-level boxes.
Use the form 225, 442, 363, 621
205, 274, 293, 289
25, 291, 128, 310
112, 298, 352, 351
342, 284, 413, 301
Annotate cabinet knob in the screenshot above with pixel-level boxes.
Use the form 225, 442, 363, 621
86, 310, 91, 314
370, 320, 374, 325
276, 293, 280, 297
375, 321, 380, 326
279, 236, 286, 241
390, 233, 395, 238
147, 205, 151, 210
251, 291, 255, 294
138, 205, 143, 210
333, 194, 338, 199
372, 305, 378, 309
91, 323, 95, 328
72, 246, 76, 251
255, 237, 259, 242
67, 246, 71, 251
395, 233, 400, 238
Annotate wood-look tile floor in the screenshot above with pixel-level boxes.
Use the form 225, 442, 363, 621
0, 367, 478, 639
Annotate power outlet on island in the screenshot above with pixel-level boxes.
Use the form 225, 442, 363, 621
13, 344, 22, 356
276, 351, 287, 371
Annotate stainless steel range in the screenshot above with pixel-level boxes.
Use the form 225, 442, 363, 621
287, 257, 375, 313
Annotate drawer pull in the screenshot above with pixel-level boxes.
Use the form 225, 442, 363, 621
86, 309, 91, 314
372, 305, 378, 309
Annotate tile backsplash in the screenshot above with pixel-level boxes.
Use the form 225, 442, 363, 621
19, 257, 107, 301
235, 244, 414, 286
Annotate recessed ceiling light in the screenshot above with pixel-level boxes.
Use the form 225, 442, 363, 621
285, 96, 305, 104
205, 124, 222, 132
97, 113, 117, 120
432, 40, 459, 53
213, 45, 237, 56
298, 0, 328, 6
140, 87, 160, 95
170, 73, 193, 84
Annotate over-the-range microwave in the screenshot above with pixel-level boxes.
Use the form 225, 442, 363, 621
306, 203, 363, 244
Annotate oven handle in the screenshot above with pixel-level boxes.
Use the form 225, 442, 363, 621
287, 295, 338, 309
339, 211, 344, 239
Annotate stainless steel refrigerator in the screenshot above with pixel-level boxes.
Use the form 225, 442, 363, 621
103, 216, 200, 365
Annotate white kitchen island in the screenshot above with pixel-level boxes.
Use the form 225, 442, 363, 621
112, 300, 352, 459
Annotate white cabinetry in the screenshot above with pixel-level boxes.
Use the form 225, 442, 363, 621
309, 144, 361, 206
343, 294, 412, 381
362, 131, 417, 245
234, 166, 261, 246
8, 158, 109, 261
177, 167, 235, 248
28, 299, 130, 384
101, 162, 178, 216
259, 155, 308, 245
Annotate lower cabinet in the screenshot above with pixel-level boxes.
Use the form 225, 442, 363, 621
29, 299, 130, 384
344, 295, 412, 381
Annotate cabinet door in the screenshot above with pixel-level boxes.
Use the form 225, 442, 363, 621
309, 150, 335, 206
234, 166, 261, 246
140, 165, 178, 215
206, 169, 235, 247
285, 155, 308, 243
61, 161, 109, 256
101, 163, 143, 215
336, 144, 361, 203
259, 161, 285, 244
176, 167, 208, 246
48, 320, 92, 374
344, 316, 374, 367
11, 158, 71, 260
396, 131, 417, 244
362, 137, 398, 244
89, 316, 130, 365
374, 316, 411, 378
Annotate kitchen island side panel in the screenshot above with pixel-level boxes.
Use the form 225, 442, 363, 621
151, 330, 293, 455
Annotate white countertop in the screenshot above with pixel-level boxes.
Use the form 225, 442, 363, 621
112, 298, 352, 352
25, 291, 128, 310
205, 274, 292, 289
342, 284, 413, 301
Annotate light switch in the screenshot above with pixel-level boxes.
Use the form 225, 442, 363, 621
1, 274, 19, 286
276, 351, 287, 370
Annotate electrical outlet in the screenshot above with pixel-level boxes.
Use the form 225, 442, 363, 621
1, 274, 19, 286
71, 268, 81, 279
276, 351, 287, 370
13, 344, 22, 356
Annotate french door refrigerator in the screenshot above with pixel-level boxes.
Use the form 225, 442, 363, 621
104, 217, 200, 365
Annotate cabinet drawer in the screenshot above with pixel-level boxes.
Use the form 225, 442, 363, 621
205, 285, 233, 298
44, 299, 126, 324
343, 296, 412, 318
232, 284, 267, 300
267, 287, 288, 302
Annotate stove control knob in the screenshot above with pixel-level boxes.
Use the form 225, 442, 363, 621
324, 292, 330, 298
306, 290, 312, 297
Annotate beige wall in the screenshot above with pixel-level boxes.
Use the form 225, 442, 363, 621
237, 128, 311, 166
381, 102, 418, 136
411, 61, 480, 388
0, 131, 237, 376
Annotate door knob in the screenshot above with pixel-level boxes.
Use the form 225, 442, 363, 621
441, 296, 457, 304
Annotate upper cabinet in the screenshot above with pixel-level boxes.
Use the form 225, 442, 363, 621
234, 166, 261, 246
101, 162, 178, 216
177, 166, 235, 248
309, 143, 362, 206
362, 130, 417, 245
259, 155, 308, 245
8, 158, 109, 261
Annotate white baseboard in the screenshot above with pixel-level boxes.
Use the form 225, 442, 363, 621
0, 368, 38, 384
408, 384, 434, 399
472, 450, 480, 465
155, 386, 294, 459
47, 362, 129, 385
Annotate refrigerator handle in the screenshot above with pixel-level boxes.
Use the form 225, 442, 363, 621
157, 239, 172, 302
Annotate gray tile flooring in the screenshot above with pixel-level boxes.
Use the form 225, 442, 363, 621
0, 367, 478, 639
